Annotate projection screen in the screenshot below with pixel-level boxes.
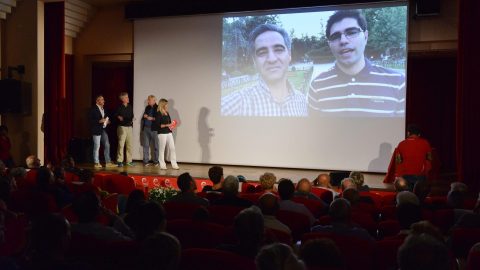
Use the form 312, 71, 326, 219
133, 1, 408, 172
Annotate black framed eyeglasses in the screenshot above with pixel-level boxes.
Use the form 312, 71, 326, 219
328, 27, 364, 43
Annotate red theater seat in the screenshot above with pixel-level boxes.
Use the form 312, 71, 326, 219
431, 209, 455, 234
103, 174, 137, 195
239, 193, 262, 204
9, 190, 58, 215
311, 187, 334, 203
292, 196, 326, 217
64, 172, 79, 184
102, 193, 119, 214
451, 228, 480, 258
163, 202, 203, 220
180, 248, 256, 270
302, 232, 375, 270
0, 214, 28, 257
276, 210, 311, 241
208, 205, 245, 226
374, 239, 404, 270
166, 219, 227, 249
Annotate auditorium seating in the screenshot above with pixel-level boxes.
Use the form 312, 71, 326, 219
451, 228, 480, 258
103, 174, 137, 195
374, 239, 404, 270
180, 248, 256, 270
102, 193, 119, 214
0, 214, 28, 257
166, 219, 228, 249
163, 202, 203, 220
208, 205, 246, 225
311, 187, 334, 203
276, 210, 311, 241
292, 196, 327, 217
302, 232, 375, 270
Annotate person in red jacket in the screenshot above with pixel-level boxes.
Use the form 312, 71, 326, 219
0, 125, 13, 168
395, 124, 432, 190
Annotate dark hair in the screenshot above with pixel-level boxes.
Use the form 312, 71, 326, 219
407, 124, 421, 135
398, 234, 450, 270
36, 167, 53, 189
234, 208, 264, 248
31, 214, 69, 255
177, 172, 194, 192
127, 201, 166, 241
208, 166, 223, 184
300, 238, 345, 269
248, 24, 291, 58
329, 198, 351, 223
277, 178, 295, 200
126, 189, 146, 214
140, 232, 181, 270
95, 95, 104, 102
326, 9, 367, 38
53, 166, 65, 180
72, 191, 100, 223
397, 202, 422, 230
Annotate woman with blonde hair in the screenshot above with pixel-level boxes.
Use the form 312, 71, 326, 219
154, 99, 179, 170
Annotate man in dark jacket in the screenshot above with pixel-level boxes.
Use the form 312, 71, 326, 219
142, 95, 159, 166
115, 92, 134, 167
88, 95, 116, 168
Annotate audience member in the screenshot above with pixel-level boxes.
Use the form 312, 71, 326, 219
394, 177, 410, 192
61, 155, 82, 176
126, 201, 166, 241
139, 232, 181, 270
300, 238, 345, 269
340, 177, 356, 192
168, 172, 209, 206
259, 172, 277, 193
294, 178, 324, 202
394, 202, 422, 238
25, 155, 41, 169
256, 243, 305, 270
277, 178, 315, 225
202, 165, 224, 192
217, 207, 264, 258
212, 175, 252, 207
123, 189, 146, 216
313, 173, 339, 197
22, 214, 79, 269
311, 198, 374, 242
341, 187, 360, 207
71, 191, 131, 241
397, 233, 450, 270
349, 171, 369, 191
396, 191, 420, 206
410, 220, 444, 243
257, 193, 291, 235
413, 179, 430, 206
450, 182, 468, 193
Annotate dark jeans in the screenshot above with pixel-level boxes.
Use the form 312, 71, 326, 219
403, 175, 427, 191
143, 126, 159, 164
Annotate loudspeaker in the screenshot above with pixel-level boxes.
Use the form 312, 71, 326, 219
415, 0, 440, 16
329, 171, 351, 187
0, 79, 32, 115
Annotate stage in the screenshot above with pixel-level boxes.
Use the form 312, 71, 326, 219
79, 162, 394, 191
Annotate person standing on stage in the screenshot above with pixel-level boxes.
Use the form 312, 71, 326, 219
89, 95, 116, 168
142, 95, 159, 166
115, 92, 134, 167
155, 99, 179, 170
395, 124, 432, 190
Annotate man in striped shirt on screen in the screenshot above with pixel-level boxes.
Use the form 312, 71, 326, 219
308, 9, 405, 117
221, 24, 308, 117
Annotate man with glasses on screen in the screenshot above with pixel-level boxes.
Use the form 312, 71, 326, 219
308, 9, 405, 116
221, 24, 307, 117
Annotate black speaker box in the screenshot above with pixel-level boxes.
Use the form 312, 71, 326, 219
0, 79, 32, 115
415, 0, 440, 16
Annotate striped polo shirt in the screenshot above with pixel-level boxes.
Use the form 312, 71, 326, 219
221, 79, 308, 117
308, 60, 405, 117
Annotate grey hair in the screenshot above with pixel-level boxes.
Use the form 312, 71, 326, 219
248, 24, 292, 58
223, 175, 239, 195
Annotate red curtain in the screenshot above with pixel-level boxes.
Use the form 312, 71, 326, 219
45, 2, 71, 165
456, 0, 480, 193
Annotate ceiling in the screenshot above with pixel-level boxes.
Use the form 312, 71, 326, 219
80, 0, 135, 8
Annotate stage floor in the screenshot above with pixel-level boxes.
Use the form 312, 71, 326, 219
78, 162, 393, 191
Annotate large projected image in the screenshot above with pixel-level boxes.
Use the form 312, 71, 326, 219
133, 1, 408, 172
221, 6, 406, 117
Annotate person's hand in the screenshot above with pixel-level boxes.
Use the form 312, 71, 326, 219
147, 116, 154, 121
143, 114, 148, 119
99, 118, 106, 124
118, 116, 124, 121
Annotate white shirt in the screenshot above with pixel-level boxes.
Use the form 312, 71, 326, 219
97, 104, 105, 118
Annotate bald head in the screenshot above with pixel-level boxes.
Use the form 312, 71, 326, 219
258, 193, 279, 216
394, 177, 409, 192
315, 174, 332, 188
297, 178, 312, 193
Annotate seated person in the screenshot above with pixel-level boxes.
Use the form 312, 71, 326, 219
277, 178, 315, 225
299, 238, 345, 270
294, 178, 324, 203
398, 233, 450, 270
340, 177, 357, 192
71, 191, 131, 241
125, 201, 166, 241
212, 175, 252, 208
256, 243, 305, 270
349, 171, 369, 192
312, 173, 339, 198
384, 202, 422, 240
259, 172, 277, 193
139, 232, 181, 270
61, 155, 82, 176
394, 177, 410, 192
202, 165, 224, 193
311, 198, 374, 242
168, 172, 209, 206
217, 207, 264, 258
257, 193, 291, 235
